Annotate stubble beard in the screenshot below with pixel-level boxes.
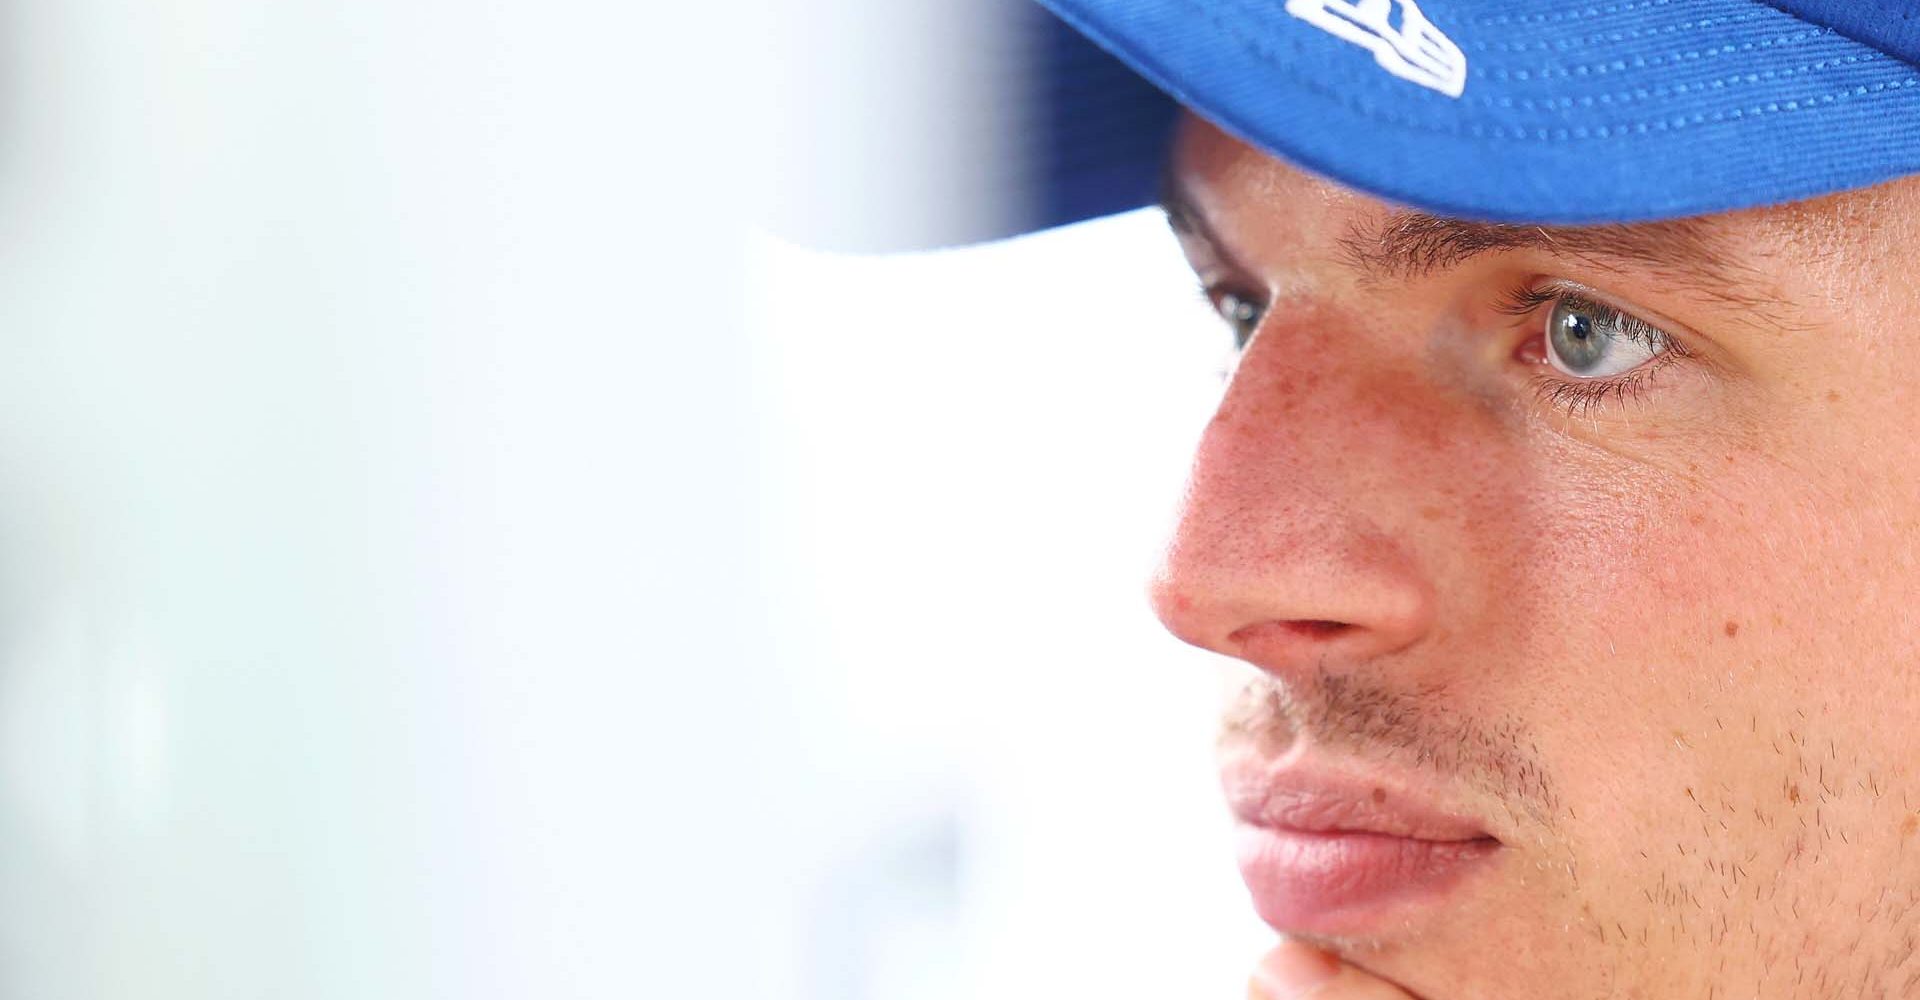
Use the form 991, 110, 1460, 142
1218, 671, 1920, 999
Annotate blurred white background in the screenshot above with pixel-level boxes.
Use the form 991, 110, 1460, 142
0, 0, 1271, 996
752, 214, 1271, 1000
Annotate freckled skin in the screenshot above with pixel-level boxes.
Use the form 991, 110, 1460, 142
1158, 117, 1920, 999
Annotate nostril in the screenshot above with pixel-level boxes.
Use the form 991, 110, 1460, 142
1226, 618, 1357, 654
1288, 620, 1353, 637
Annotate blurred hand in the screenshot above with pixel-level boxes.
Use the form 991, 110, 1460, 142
1247, 940, 1422, 999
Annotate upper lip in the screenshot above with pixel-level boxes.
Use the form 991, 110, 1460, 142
1221, 747, 1497, 843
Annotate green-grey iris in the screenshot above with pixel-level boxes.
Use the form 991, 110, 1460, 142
1544, 295, 1661, 379
1218, 291, 1262, 350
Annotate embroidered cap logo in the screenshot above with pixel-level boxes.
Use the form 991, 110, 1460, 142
1285, 0, 1468, 98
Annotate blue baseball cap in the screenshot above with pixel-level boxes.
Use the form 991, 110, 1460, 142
1017, 0, 1920, 234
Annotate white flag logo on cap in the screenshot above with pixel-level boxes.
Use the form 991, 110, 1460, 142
1285, 0, 1468, 98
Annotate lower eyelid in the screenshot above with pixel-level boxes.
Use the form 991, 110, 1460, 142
1527, 349, 1692, 418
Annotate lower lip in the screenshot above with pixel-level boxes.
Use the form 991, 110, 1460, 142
1235, 823, 1502, 935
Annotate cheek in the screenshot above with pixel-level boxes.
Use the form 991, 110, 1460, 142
1496, 457, 1859, 791
1486, 446, 1909, 741
1481, 449, 1920, 977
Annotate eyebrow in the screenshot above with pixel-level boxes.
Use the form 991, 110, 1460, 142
1160, 175, 1779, 314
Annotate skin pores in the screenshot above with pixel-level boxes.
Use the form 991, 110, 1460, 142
1156, 115, 1920, 999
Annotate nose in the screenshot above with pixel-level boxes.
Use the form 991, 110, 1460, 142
1150, 300, 1442, 682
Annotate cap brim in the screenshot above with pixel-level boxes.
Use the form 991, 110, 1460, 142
1035, 0, 1920, 228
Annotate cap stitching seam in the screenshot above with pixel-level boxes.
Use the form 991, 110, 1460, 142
1464, 9, 1779, 54
1471, 0, 1687, 28
1477, 27, 1840, 80
1475, 53, 1874, 110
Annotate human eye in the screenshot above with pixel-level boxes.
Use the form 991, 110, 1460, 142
1498, 281, 1691, 416
1202, 285, 1265, 351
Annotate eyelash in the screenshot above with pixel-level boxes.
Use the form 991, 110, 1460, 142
1493, 281, 1691, 417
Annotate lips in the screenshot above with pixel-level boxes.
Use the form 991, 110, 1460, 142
1222, 754, 1505, 936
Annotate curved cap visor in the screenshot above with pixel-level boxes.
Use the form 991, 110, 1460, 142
1037, 0, 1920, 227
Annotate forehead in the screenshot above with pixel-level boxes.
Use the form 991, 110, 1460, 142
1167, 116, 1372, 256
1166, 112, 1909, 292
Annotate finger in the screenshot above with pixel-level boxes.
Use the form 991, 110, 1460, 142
1248, 940, 1420, 1000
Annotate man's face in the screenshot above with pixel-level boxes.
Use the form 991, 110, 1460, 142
1155, 114, 1920, 999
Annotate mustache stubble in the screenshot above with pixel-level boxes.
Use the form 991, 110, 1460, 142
1218, 667, 1565, 834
